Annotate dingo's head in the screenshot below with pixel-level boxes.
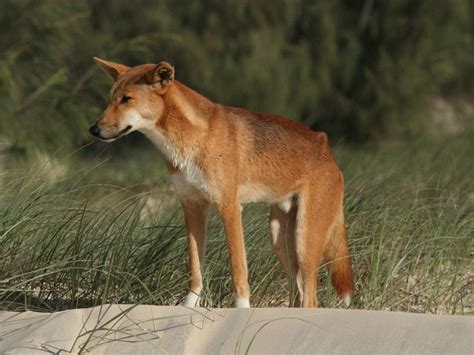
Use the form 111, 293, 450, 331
90, 57, 174, 141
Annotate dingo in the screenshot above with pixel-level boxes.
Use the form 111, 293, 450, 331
90, 57, 354, 308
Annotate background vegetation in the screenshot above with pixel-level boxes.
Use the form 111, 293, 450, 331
0, 0, 472, 314
0, 0, 472, 154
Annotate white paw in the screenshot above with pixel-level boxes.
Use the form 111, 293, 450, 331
180, 289, 201, 307
235, 297, 250, 308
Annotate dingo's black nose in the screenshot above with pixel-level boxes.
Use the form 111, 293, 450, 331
89, 124, 101, 137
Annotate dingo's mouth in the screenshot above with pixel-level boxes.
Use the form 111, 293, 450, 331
101, 125, 133, 142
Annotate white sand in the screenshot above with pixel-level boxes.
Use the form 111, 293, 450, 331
0, 305, 472, 354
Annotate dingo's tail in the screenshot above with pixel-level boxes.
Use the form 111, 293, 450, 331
325, 217, 354, 306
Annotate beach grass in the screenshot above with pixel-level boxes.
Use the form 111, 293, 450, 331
0, 133, 472, 314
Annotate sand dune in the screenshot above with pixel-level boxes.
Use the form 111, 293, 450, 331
1, 305, 472, 354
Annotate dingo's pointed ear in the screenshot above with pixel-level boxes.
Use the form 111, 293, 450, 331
93, 57, 129, 80
144, 62, 175, 94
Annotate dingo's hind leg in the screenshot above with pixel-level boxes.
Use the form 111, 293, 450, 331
269, 203, 300, 307
295, 177, 342, 308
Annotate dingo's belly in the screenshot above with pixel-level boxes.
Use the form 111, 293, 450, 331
238, 183, 295, 208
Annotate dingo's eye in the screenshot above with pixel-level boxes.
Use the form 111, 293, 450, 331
121, 95, 132, 104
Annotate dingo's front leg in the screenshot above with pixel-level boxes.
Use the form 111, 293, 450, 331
217, 201, 250, 308
180, 199, 209, 307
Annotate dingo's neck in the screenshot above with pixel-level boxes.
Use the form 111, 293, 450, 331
139, 82, 213, 191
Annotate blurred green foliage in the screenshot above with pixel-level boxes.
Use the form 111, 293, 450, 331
0, 0, 472, 154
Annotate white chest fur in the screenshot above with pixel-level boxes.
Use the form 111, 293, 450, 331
142, 128, 209, 195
